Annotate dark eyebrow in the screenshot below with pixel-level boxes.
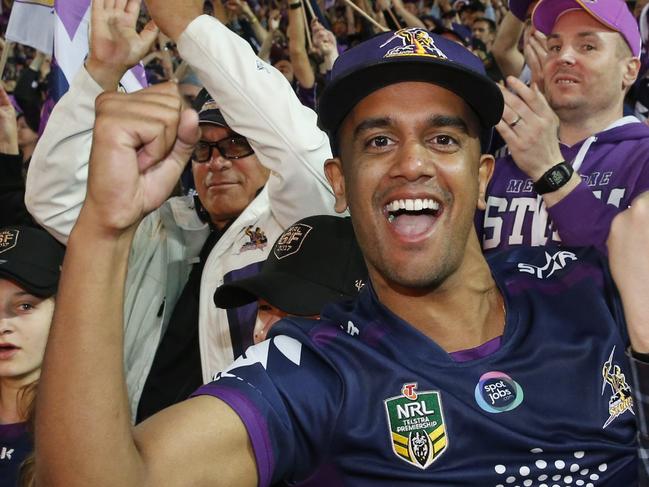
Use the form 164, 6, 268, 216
352, 114, 469, 140
13, 291, 39, 299
430, 115, 469, 134
353, 117, 394, 140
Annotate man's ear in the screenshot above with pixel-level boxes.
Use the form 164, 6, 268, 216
622, 56, 641, 90
477, 154, 495, 211
324, 157, 348, 213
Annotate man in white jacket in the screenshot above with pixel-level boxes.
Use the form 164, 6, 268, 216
24, 0, 336, 422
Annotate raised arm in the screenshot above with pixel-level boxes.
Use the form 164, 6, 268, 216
491, 10, 526, 80
608, 191, 649, 355
258, 9, 281, 62
311, 20, 338, 74
146, 0, 337, 228
25, 0, 157, 244
226, 0, 269, 46
492, 76, 649, 251
607, 191, 649, 483
35, 82, 256, 487
287, 0, 316, 91
391, 0, 425, 29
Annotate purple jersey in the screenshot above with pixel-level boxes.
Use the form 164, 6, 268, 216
478, 118, 649, 253
0, 422, 31, 487
193, 246, 639, 486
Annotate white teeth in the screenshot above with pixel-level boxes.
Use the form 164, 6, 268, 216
385, 198, 440, 215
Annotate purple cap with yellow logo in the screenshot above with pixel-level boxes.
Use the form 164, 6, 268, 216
317, 28, 504, 152
532, 0, 641, 58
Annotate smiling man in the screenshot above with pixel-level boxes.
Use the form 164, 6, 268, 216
25, 0, 336, 423
35, 27, 649, 486
479, 0, 649, 253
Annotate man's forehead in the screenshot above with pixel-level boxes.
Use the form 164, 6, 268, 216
200, 124, 233, 140
344, 82, 479, 131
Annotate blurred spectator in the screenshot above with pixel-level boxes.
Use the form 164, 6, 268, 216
214, 215, 367, 344
472, 16, 496, 49
492, 0, 539, 83
0, 225, 64, 487
25, 0, 337, 424
479, 0, 649, 253
0, 86, 33, 227
471, 17, 503, 81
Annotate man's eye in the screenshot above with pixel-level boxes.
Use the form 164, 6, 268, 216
432, 135, 457, 146
367, 136, 393, 148
17, 303, 35, 312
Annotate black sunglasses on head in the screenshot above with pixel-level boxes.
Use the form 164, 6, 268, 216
192, 135, 255, 162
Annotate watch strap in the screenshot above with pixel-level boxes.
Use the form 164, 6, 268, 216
533, 161, 574, 195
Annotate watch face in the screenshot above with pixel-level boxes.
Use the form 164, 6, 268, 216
534, 162, 573, 195
548, 168, 567, 187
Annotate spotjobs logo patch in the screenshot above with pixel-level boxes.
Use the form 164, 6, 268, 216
474, 371, 524, 414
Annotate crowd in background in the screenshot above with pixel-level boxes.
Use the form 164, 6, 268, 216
2, 0, 649, 485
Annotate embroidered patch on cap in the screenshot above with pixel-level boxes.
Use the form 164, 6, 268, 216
380, 28, 448, 60
273, 223, 313, 260
0, 229, 18, 254
200, 99, 219, 113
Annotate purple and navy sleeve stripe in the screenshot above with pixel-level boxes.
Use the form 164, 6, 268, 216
191, 384, 275, 487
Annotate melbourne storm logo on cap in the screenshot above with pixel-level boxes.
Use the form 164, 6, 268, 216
380, 28, 448, 60
200, 99, 219, 113
273, 223, 312, 260
0, 229, 18, 254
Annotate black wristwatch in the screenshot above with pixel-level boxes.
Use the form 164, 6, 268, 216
533, 161, 574, 195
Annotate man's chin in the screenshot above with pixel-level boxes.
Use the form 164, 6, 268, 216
377, 260, 453, 293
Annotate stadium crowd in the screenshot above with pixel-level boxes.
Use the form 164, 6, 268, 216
1, 0, 649, 485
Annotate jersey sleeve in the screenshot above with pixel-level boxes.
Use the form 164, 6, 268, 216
191, 332, 343, 487
547, 160, 649, 254
24, 67, 101, 244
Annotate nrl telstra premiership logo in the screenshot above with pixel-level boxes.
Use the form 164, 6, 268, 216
384, 383, 448, 469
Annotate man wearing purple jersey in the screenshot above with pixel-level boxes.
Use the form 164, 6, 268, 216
479, 0, 649, 253
33, 18, 649, 487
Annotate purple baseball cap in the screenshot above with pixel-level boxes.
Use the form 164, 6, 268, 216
317, 28, 504, 153
508, 0, 537, 22
532, 0, 641, 58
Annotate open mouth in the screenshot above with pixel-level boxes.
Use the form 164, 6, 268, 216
384, 198, 441, 238
0, 344, 19, 358
554, 74, 579, 85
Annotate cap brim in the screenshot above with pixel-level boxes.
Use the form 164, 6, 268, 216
198, 109, 229, 128
214, 271, 351, 316
318, 58, 503, 137
0, 265, 58, 297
